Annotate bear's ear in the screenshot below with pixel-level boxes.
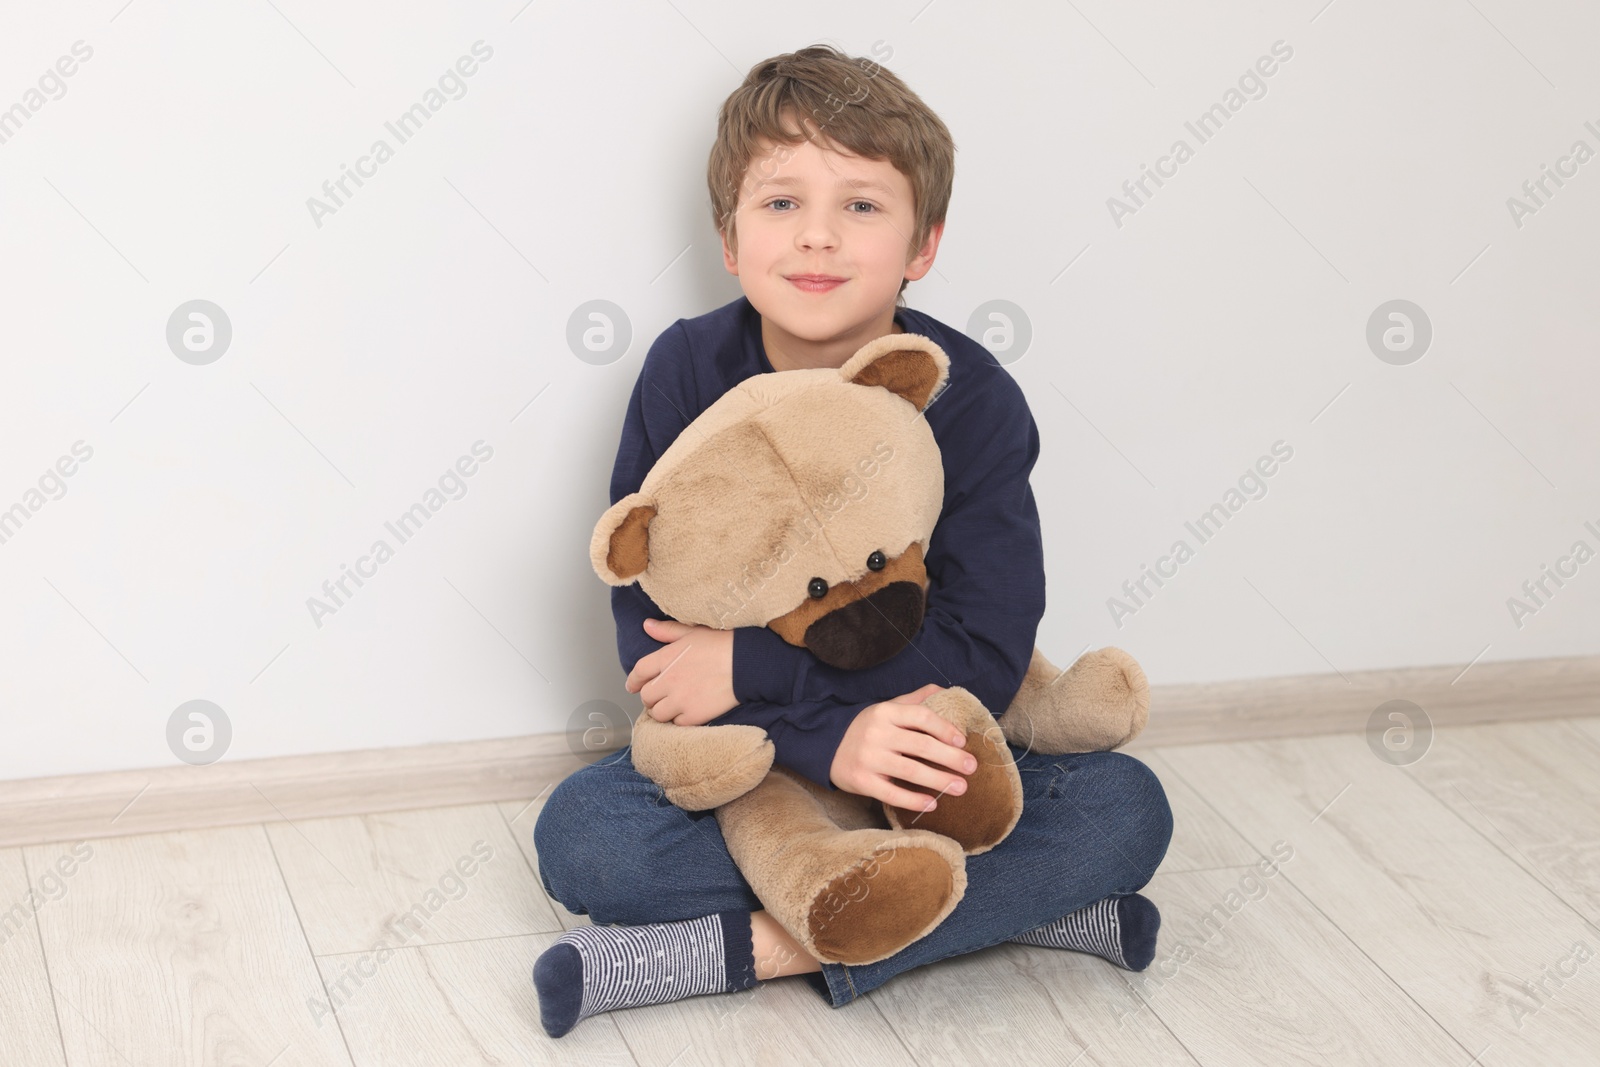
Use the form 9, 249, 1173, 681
590, 493, 657, 585
838, 334, 950, 412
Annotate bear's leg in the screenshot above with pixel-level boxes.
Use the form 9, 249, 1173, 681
805, 746, 1174, 1009
714, 766, 968, 967
999, 646, 1150, 754
881, 686, 1024, 855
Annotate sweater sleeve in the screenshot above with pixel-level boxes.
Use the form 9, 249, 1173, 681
714, 697, 874, 790
606, 324, 696, 681
605, 326, 874, 790
729, 374, 1048, 722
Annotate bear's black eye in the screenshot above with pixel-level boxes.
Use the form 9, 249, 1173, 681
867, 550, 886, 572
808, 577, 828, 599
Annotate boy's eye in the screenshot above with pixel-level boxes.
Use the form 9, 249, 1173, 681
763, 198, 877, 214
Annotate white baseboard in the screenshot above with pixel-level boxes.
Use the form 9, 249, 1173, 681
0, 734, 588, 850
3, 653, 1595, 849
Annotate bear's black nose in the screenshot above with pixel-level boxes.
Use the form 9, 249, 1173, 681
802, 582, 927, 670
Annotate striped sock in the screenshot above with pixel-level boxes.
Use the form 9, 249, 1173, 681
532, 910, 758, 1038
1007, 893, 1160, 970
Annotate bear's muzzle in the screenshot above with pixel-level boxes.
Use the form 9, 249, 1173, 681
802, 582, 928, 670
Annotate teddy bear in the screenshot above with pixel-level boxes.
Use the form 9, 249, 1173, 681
589, 332, 1150, 967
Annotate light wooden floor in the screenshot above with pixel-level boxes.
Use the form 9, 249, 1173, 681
4, 717, 1599, 1066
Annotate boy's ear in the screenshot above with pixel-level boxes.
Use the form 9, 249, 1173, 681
590, 493, 657, 585
838, 334, 950, 413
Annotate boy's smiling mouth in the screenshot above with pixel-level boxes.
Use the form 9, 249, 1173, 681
787, 274, 846, 292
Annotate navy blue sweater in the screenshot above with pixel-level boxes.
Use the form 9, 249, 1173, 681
605, 295, 1046, 790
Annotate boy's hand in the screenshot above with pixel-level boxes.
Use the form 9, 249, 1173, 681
829, 684, 977, 811
626, 618, 738, 726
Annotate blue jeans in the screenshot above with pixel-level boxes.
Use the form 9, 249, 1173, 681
534, 743, 1173, 1007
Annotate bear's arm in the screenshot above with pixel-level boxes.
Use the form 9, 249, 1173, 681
615, 576, 872, 790
715, 696, 876, 791
730, 379, 1047, 722
614, 580, 872, 791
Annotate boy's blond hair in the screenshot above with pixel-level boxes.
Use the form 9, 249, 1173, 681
706, 44, 956, 301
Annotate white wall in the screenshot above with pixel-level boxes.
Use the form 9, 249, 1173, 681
2, 1, 1595, 781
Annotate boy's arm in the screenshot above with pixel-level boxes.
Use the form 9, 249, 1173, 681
731, 378, 1047, 721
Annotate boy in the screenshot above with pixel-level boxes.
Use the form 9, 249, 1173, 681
533, 44, 1172, 1039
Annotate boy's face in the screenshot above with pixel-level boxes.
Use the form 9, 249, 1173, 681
721, 128, 941, 362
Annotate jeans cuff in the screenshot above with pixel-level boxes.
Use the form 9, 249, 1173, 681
805, 962, 859, 1007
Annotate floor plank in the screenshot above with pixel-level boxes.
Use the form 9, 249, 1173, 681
1130, 746, 1264, 874
606, 963, 920, 1067
1565, 716, 1600, 752
315, 931, 635, 1066
1127, 867, 1464, 1064
1406, 718, 1600, 924
0, 847, 68, 1067
23, 825, 352, 1067
862, 935, 1198, 1065
267, 802, 563, 955
1161, 732, 1600, 1065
